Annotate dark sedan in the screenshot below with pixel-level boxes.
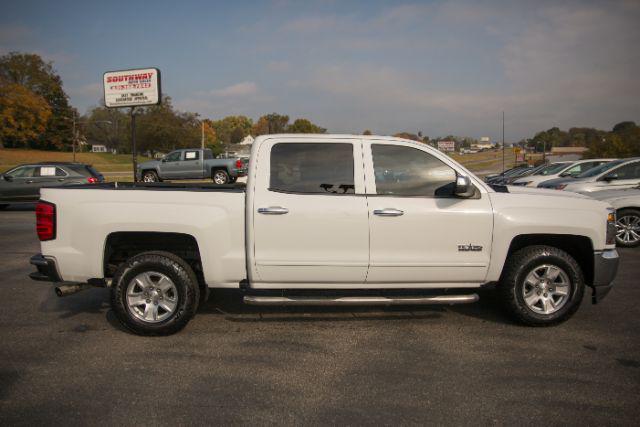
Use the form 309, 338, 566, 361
0, 162, 104, 209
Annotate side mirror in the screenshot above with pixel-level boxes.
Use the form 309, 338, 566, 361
455, 175, 475, 198
3, 174, 13, 182
603, 173, 618, 182
161, 158, 167, 163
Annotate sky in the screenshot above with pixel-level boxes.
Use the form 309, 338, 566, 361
1, 0, 639, 141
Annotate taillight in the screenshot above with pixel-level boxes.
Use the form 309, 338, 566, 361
36, 201, 56, 241
87, 177, 98, 184
235, 159, 243, 169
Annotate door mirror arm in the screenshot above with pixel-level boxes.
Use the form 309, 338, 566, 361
454, 175, 475, 198
2, 174, 13, 182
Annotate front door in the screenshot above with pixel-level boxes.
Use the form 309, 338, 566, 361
251, 138, 369, 286
365, 142, 493, 285
0, 166, 40, 201
158, 151, 182, 179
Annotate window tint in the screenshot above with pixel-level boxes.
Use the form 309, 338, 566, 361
372, 144, 456, 197
164, 151, 181, 162
270, 143, 355, 194
184, 150, 199, 160
7, 166, 37, 178
607, 161, 640, 179
578, 160, 624, 178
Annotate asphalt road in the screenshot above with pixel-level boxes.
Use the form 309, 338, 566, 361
1, 206, 639, 425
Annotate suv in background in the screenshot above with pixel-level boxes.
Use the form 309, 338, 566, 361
538, 158, 640, 193
0, 162, 104, 209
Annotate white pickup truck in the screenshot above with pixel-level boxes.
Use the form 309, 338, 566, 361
30, 134, 619, 335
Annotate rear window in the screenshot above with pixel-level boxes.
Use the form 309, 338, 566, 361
270, 143, 355, 194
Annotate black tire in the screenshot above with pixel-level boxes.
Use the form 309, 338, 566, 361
498, 245, 585, 326
0, 204, 8, 210
211, 168, 229, 185
615, 208, 640, 248
111, 251, 200, 336
142, 170, 160, 182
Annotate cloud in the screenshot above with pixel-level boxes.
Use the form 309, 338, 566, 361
210, 81, 258, 97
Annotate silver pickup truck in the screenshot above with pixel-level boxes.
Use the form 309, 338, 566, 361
137, 148, 247, 184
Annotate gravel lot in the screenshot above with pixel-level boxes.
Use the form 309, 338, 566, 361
1, 205, 639, 425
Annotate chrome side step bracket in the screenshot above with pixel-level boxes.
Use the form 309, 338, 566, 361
243, 294, 479, 307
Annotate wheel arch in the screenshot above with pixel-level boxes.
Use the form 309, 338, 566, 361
103, 231, 206, 294
503, 234, 594, 286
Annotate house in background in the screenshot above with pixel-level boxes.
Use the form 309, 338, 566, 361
91, 144, 108, 153
548, 146, 588, 162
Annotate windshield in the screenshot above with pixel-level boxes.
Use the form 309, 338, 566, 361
576, 159, 625, 178
534, 163, 570, 176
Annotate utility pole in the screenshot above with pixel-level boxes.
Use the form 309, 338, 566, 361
201, 121, 205, 150
72, 113, 77, 162
502, 111, 505, 172
131, 107, 138, 182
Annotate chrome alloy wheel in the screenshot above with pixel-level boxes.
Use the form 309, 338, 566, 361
142, 173, 157, 182
616, 215, 640, 245
126, 272, 178, 323
213, 170, 228, 184
522, 264, 571, 315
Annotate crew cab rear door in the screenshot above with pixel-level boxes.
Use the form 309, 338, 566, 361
251, 137, 369, 286
179, 150, 205, 179
364, 140, 493, 285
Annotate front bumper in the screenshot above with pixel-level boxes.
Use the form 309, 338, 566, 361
591, 249, 619, 303
29, 253, 62, 282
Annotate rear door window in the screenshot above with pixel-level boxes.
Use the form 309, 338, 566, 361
184, 150, 199, 160
270, 143, 355, 194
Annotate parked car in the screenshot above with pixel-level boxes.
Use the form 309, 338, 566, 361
488, 165, 539, 185
29, 134, 618, 335
538, 157, 640, 192
584, 186, 640, 247
136, 148, 247, 184
512, 159, 613, 187
0, 162, 103, 209
484, 164, 529, 182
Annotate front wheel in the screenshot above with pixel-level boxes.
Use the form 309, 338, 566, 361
498, 245, 584, 326
111, 251, 200, 336
615, 208, 640, 247
142, 170, 160, 182
212, 169, 229, 185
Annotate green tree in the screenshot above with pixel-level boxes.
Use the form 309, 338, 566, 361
0, 52, 75, 150
252, 113, 289, 136
363, 129, 372, 135
286, 118, 326, 134
82, 106, 129, 153
209, 115, 252, 145
0, 80, 52, 147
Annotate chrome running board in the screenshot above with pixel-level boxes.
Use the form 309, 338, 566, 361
243, 294, 479, 306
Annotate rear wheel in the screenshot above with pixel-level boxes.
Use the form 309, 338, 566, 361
615, 209, 640, 247
111, 251, 200, 336
212, 168, 229, 185
498, 245, 584, 326
142, 170, 160, 182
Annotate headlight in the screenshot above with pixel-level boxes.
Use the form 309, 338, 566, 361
606, 208, 616, 245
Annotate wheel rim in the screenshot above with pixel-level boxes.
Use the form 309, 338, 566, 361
213, 171, 227, 184
126, 272, 178, 323
143, 173, 156, 182
616, 215, 640, 245
522, 264, 571, 315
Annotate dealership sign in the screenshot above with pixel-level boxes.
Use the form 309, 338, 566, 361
437, 140, 456, 152
103, 68, 161, 108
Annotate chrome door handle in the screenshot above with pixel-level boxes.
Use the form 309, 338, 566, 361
25, 180, 34, 184
373, 208, 404, 217
258, 206, 289, 215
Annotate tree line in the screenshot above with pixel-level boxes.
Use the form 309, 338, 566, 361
521, 123, 640, 158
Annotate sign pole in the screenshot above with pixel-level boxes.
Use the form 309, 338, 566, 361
131, 107, 137, 182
